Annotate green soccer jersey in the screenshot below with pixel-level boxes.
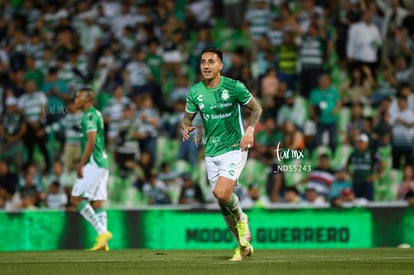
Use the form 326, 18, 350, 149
185, 76, 252, 157
347, 149, 381, 183
80, 107, 109, 168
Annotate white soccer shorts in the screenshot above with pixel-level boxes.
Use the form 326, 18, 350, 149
205, 150, 248, 190
71, 163, 109, 201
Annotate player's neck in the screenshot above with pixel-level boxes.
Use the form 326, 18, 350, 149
204, 75, 221, 89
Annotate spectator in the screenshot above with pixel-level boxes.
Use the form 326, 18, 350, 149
277, 30, 297, 91
303, 186, 326, 206
134, 94, 159, 163
159, 162, 180, 186
46, 181, 67, 209
19, 164, 45, 207
268, 16, 285, 51
223, 0, 247, 29
396, 165, 414, 200
277, 90, 306, 130
300, 153, 335, 199
255, 116, 282, 156
46, 100, 82, 174
389, 93, 414, 169
41, 66, 72, 124
346, 133, 386, 201
281, 121, 306, 151
18, 79, 50, 172
328, 166, 352, 201
132, 151, 154, 192
372, 96, 392, 147
309, 74, 341, 153
178, 173, 205, 205
264, 152, 285, 203
298, 22, 326, 99
333, 0, 363, 77
283, 186, 302, 204
114, 105, 140, 178
241, 183, 269, 208
142, 170, 170, 205
259, 67, 278, 98
345, 102, 365, 145
0, 160, 19, 209
124, 48, 152, 96
340, 188, 369, 207
0, 95, 26, 172
376, 0, 408, 62
24, 55, 44, 89
340, 66, 376, 106
347, 9, 382, 78
42, 159, 65, 192
244, 0, 272, 42
103, 85, 132, 148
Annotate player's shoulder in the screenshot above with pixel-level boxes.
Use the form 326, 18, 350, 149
221, 76, 246, 92
189, 81, 206, 96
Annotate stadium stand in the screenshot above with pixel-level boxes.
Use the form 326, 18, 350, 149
0, 0, 413, 210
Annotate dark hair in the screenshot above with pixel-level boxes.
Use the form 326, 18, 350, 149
77, 87, 95, 99
201, 47, 223, 61
349, 67, 366, 88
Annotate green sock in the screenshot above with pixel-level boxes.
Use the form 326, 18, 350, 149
225, 193, 244, 222
95, 208, 107, 231
77, 201, 105, 234
220, 205, 238, 240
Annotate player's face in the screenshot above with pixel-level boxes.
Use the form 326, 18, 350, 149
200, 52, 223, 81
74, 91, 88, 110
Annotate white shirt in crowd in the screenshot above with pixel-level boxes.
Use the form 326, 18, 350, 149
347, 21, 382, 63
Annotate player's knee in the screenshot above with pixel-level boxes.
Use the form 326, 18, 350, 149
214, 189, 231, 203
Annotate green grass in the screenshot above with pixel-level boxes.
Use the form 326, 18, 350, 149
1, 249, 414, 275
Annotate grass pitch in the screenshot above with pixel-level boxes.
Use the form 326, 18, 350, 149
1, 248, 414, 275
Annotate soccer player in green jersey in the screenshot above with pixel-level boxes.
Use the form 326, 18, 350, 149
71, 87, 112, 251
182, 48, 263, 261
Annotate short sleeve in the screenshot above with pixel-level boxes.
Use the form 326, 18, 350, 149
185, 90, 198, 113
40, 93, 47, 105
309, 90, 318, 106
235, 81, 252, 105
86, 112, 98, 132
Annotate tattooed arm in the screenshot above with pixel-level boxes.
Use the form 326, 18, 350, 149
241, 96, 262, 151
181, 112, 196, 141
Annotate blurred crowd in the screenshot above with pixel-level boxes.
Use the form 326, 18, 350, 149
0, 0, 414, 211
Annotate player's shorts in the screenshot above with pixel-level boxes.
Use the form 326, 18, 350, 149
205, 150, 248, 190
71, 163, 109, 201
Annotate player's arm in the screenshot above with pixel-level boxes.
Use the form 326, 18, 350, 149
77, 131, 96, 178
241, 96, 262, 151
181, 112, 196, 141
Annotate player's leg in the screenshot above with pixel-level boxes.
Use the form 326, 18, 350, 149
90, 168, 111, 251
215, 150, 251, 245
70, 195, 106, 236
71, 164, 111, 250
214, 176, 250, 246
206, 157, 239, 242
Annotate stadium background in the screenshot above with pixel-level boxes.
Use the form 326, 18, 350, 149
0, 0, 414, 250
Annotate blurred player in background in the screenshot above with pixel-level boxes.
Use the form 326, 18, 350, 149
182, 47, 262, 261
71, 87, 112, 251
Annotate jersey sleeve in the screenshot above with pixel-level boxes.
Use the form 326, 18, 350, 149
185, 90, 198, 113
235, 81, 252, 105
86, 112, 98, 133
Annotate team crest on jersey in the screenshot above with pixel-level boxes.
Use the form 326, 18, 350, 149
221, 90, 229, 101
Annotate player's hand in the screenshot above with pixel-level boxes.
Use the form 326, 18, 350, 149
182, 126, 195, 141
77, 164, 83, 179
240, 126, 254, 151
